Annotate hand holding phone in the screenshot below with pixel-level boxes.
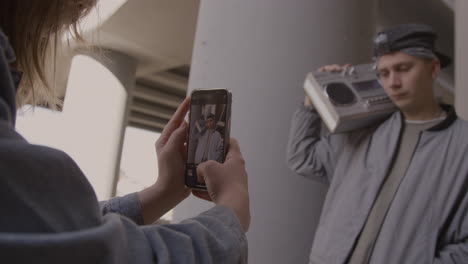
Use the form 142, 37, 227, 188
193, 138, 250, 232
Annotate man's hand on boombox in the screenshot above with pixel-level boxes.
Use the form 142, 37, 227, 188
317, 63, 352, 72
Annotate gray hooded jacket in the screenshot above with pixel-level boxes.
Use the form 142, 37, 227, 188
287, 105, 468, 264
0, 30, 247, 264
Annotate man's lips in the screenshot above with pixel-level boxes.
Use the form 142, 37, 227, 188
391, 93, 407, 100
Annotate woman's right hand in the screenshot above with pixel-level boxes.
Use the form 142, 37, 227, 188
193, 138, 250, 232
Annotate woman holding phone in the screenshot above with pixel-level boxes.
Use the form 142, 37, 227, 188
0, 1, 249, 263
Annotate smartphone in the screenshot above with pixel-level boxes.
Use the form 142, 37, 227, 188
185, 89, 232, 190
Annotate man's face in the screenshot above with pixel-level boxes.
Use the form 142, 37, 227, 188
206, 117, 215, 129
376, 51, 440, 113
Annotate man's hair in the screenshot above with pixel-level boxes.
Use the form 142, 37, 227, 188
0, 0, 97, 107
207, 113, 216, 120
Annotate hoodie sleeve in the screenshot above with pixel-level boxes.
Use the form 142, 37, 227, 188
100, 195, 247, 263
100, 193, 145, 225
286, 104, 347, 184
0, 206, 247, 264
137, 205, 248, 264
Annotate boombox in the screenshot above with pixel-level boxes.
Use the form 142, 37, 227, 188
304, 63, 397, 133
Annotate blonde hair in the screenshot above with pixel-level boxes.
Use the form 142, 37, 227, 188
0, 0, 97, 107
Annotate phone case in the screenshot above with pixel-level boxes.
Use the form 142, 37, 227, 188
184, 89, 232, 190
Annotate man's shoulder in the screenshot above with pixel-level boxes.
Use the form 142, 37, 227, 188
453, 117, 468, 128
448, 118, 468, 140
214, 130, 223, 138
431, 118, 468, 149
361, 111, 401, 137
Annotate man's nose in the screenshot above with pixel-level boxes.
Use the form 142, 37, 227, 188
389, 72, 402, 88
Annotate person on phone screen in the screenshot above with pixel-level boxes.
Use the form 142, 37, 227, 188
287, 24, 468, 263
194, 113, 224, 164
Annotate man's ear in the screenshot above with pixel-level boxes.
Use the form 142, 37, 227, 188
431, 58, 441, 79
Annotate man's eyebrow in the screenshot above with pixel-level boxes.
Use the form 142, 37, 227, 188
393, 61, 414, 67
376, 66, 388, 72
377, 61, 414, 71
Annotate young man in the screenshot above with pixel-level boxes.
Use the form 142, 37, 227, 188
194, 113, 224, 164
287, 24, 468, 263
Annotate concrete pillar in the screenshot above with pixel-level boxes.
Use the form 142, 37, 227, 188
173, 0, 376, 263
62, 49, 137, 200
455, 0, 468, 120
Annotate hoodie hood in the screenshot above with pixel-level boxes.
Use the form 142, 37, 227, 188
0, 30, 19, 126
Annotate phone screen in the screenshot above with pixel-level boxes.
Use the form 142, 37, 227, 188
185, 89, 231, 190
